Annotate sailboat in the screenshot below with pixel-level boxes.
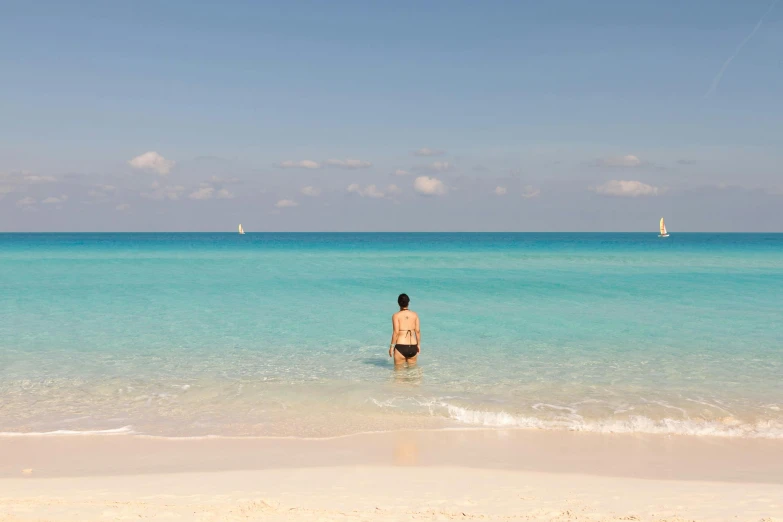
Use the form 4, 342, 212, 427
658, 217, 669, 238
238, 224, 245, 235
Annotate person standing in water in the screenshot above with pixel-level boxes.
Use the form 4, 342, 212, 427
389, 293, 420, 365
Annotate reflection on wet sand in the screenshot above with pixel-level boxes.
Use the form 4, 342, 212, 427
393, 432, 419, 466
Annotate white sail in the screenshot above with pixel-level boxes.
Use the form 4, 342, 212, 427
659, 218, 668, 237
238, 224, 245, 235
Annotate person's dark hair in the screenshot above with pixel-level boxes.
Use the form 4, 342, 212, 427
397, 293, 410, 308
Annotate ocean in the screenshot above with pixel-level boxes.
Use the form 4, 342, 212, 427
1, 233, 781, 438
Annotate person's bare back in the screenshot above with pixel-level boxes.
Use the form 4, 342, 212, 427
389, 293, 421, 365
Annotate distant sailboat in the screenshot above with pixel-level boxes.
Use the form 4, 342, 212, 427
238, 224, 245, 235
659, 217, 669, 238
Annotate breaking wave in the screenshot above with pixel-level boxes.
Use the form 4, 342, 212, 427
442, 403, 783, 438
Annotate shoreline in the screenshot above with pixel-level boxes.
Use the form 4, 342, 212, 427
2, 430, 782, 521
2, 427, 782, 483
2, 422, 783, 442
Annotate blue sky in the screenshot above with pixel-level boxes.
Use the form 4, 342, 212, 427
1, 0, 781, 231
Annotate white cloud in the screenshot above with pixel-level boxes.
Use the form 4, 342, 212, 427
324, 158, 372, 169
209, 175, 241, 184
275, 199, 299, 208
141, 185, 186, 200
393, 169, 410, 176
22, 174, 57, 183
129, 151, 175, 175
88, 184, 117, 198
414, 161, 453, 173
413, 148, 445, 157
277, 160, 321, 169
188, 187, 214, 200
414, 176, 447, 196
427, 161, 452, 172
521, 185, 541, 199
115, 203, 131, 211
364, 185, 385, 198
277, 158, 372, 170
301, 186, 321, 197
596, 155, 643, 168
0, 171, 57, 185
347, 183, 398, 199
42, 195, 69, 204
592, 180, 659, 197
494, 186, 507, 196
16, 196, 36, 207
216, 188, 235, 199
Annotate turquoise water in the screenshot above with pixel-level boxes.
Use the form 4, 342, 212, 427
1, 233, 782, 438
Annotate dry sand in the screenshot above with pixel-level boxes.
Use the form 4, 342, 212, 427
1, 429, 781, 521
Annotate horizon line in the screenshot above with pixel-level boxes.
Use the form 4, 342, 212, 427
2, 231, 782, 235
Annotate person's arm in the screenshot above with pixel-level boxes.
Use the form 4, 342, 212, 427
389, 315, 399, 358
415, 315, 421, 353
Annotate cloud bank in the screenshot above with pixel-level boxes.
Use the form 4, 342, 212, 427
324, 159, 372, 169
188, 187, 214, 200
413, 148, 445, 157
346, 183, 398, 199
141, 184, 186, 200
414, 161, 453, 173
592, 180, 659, 197
277, 160, 321, 169
596, 155, 643, 168
42, 195, 69, 204
277, 158, 372, 170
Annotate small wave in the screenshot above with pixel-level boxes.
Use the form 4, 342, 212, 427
0, 426, 135, 437
365, 398, 783, 439
532, 403, 578, 414
439, 403, 783, 438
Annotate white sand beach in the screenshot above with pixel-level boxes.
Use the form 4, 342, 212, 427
1, 429, 781, 521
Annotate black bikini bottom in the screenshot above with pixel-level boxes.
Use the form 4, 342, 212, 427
395, 344, 419, 358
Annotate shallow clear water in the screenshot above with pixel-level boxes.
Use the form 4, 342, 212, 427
1, 233, 781, 438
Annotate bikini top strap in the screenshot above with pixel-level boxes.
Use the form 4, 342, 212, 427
398, 310, 416, 343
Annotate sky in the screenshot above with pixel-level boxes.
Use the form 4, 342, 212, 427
1, 0, 781, 232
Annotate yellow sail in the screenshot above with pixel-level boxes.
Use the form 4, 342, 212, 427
659, 218, 667, 236
238, 224, 245, 234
